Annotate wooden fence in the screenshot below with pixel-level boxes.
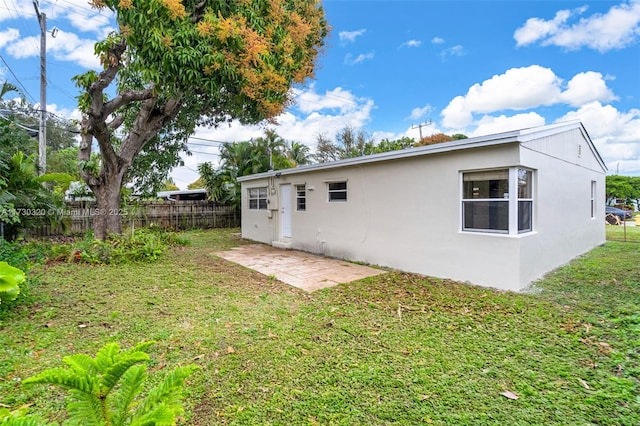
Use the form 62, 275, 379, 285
23, 200, 239, 238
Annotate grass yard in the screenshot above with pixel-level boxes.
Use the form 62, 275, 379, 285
1, 229, 639, 425
606, 222, 640, 243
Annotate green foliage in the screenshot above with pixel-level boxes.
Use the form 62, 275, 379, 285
47, 148, 81, 179
0, 262, 25, 305
198, 130, 308, 211
0, 149, 61, 241
0, 240, 29, 271
606, 175, 640, 205
22, 341, 197, 426
314, 127, 419, 163
69, 227, 188, 265
125, 135, 186, 197
72, 0, 327, 237
0, 407, 56, 426
186, 178, 204, 190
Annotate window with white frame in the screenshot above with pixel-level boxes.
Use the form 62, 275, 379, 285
517, 169, 533, 233
296, 184, 306, 211
462, 167, 534, 234
328, 181, 347, 202
248, 187, 267, 210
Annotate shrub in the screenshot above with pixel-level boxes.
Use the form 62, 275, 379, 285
16, 341, 196, 425
68, 227, 188, 265
0, 262, 25, 306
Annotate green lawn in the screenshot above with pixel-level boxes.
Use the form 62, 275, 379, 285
606, 221, 640, 243
1, 229, 639, 425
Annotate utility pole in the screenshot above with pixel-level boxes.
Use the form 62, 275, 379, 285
33, 0, 46, 175
411, 120, 432, 141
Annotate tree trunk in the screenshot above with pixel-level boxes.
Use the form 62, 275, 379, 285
91, 170, 126, 240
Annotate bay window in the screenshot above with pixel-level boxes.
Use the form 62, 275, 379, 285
462, 167, 534, 234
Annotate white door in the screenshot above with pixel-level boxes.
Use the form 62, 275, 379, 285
280, 184, 292, 238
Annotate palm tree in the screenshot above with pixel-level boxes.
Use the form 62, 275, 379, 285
0, 81, 19, 101
286, 141, 311, 166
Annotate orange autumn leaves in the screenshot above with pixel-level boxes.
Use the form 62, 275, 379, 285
194, 1, 324, 119
99, 0, 325, 121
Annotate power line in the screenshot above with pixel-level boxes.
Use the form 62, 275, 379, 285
41, 0, 114, 26
0, 112, 39, 135
0, 54, 38, 104
188, 149, 220, 156
186, 141, 222, 147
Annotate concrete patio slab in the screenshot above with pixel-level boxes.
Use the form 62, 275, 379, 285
216, 244, 386, 292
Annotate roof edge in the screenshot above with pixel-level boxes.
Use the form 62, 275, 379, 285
238, 121, 607, 182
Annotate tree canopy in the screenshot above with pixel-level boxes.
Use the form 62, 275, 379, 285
606, 175, 640, 207
76, 0, 328, 238
198, 130, 310, 210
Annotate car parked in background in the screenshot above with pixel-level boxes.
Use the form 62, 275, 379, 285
606, 206, 632, 220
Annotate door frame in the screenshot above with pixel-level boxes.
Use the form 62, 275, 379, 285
279, 183, 292, 239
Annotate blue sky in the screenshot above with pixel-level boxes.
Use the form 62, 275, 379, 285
1, 0, 639, 189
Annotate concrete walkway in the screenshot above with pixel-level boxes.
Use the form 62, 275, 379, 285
216, 244, 386, 292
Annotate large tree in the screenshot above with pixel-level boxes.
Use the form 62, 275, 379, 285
606, 175, 640, 206
76, 0, 327, 239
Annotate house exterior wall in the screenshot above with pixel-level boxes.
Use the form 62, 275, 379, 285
240, 123, 606, 292
242, 144, 530, 291
517, 129, 606, 285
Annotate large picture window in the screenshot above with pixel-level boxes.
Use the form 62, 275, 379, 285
248, 187, 267, 210
462, 168, 534, 234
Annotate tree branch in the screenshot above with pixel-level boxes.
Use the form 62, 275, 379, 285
103, 88, 155, 117
190, 0, 207, 23
107, 114, 125, 130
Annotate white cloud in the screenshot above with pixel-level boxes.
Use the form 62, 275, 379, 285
437, 101, 640, 177
514, 9, 574, 46
5, 30, 101, 69
49, 31, 102, 69
560, 71, 618, 107
5, 35, 39, 58
514, 1, 640, 52
344, 52, 375, 65
469, 113, 546, 137
408, 105, 433, 120
557, 101, 640, 174
431, 37, 445, 44
440, 65, 617, 128
339, 29, 366, 44
0, 0, 33, 22
1, 0, 109, 70
441, 65, 562, 128
0, 28, 20, 49
66, 10, 115, 36
293, 86, 363, 114
169, 86, 376, 189
401, 39, 422, 48
440, 45, 466, 59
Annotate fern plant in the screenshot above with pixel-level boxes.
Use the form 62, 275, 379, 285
22, 341, 196, 426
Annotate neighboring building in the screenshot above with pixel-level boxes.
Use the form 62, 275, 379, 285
156, 188, 208, 201
238, 121, 606, 292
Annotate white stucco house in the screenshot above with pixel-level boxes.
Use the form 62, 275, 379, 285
238, 121, 607, 292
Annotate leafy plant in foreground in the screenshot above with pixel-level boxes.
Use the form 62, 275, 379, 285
0, 261, 25, 305
22, 341, 197, 425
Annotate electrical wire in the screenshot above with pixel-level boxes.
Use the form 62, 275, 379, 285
0, 111, 39, 133
0, 54, 38, 104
